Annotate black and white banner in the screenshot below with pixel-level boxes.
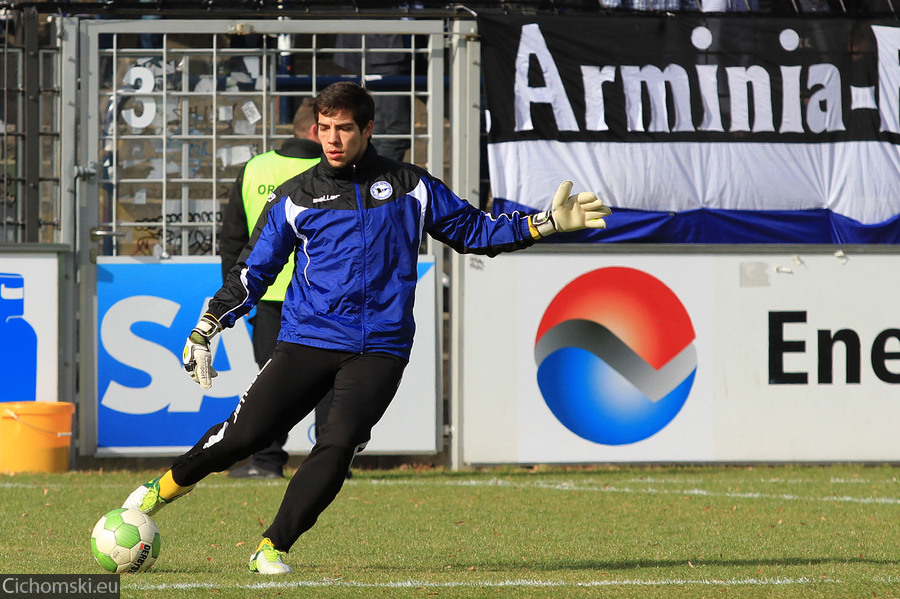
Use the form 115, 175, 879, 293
480, 15, 900, 243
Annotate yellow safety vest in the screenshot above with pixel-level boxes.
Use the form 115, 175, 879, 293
241, 151, 320, 302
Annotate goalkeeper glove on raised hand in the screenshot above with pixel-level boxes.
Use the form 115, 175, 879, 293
529, 180, 612, 238
182, 314, 222, 390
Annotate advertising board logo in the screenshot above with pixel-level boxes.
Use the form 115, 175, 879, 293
534, 267, 697, 445
0, 272, 37, 401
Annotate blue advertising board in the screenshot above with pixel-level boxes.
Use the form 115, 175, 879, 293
96, 256, 439, 455
97, 258, 257, 452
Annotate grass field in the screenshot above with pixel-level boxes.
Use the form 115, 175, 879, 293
2, 464, 899, 598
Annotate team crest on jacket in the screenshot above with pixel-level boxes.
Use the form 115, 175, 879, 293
370, 180, 393, 200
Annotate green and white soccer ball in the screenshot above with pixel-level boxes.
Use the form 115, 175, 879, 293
90, 508, 160, 573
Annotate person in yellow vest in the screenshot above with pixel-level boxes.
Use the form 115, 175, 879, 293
219, 98, 321, 479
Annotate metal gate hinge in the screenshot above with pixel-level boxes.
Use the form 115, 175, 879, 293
74, 162, 98, 182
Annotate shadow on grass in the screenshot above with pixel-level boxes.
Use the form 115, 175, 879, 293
134, 554, 899, 579
341, 555, 899, 575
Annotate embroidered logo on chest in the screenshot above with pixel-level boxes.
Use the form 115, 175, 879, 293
370, 181, 393, 201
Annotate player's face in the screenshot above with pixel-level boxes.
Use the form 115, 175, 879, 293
317, 109, 373, 169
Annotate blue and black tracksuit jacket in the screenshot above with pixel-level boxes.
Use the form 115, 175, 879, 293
207, 145, 537, 360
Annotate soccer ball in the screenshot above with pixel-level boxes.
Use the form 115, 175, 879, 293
90, 508, 160, 573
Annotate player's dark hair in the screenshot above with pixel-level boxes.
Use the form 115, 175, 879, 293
314, 81, 375, 133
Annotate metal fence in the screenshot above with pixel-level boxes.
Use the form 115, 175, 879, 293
1, 7, 64, 244
79, 20, 442, 260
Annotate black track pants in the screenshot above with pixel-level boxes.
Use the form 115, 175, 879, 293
247, 300, 289, 470
169, 342, 407, 550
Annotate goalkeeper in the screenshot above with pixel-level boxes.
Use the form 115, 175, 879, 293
123, 81, 611, 575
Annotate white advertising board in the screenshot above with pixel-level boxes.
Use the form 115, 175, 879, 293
284, 257, 439, 454
460, 249, 900, 463
0, 253, 59, 403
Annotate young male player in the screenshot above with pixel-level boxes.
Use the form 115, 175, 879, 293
123, 81, 611, 574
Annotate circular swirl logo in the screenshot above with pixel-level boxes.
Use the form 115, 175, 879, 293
534, 267, 697, 445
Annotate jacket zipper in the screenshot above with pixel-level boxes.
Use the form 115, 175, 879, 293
353, 165, 367, 354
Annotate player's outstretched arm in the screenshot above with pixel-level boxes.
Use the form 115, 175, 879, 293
528, 180, 612, 239
182, 313, 222, 390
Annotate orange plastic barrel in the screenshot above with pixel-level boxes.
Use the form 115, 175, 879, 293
0, 402, 75, 473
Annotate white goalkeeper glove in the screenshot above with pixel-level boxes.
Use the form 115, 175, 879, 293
529, 180, 612, 238
182, 314, 222, 390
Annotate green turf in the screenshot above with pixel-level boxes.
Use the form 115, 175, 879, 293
1, 464, 899, 598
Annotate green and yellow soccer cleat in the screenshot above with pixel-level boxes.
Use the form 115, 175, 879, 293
248, 538, 292, 575
122, 473, 194, 516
